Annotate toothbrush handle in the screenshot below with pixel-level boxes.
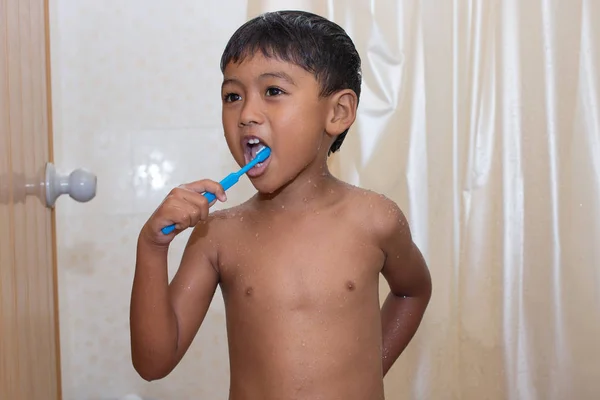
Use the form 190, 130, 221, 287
161, 224, 177, 235
203, 191, 217, 203
161, 172, 241, 235
218, 172, 242, 192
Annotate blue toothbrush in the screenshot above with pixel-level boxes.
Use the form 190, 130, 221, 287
161, 146, 271, 235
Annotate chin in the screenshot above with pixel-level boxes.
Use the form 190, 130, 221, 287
250, 171, 302, 197
249, 178, 279, 195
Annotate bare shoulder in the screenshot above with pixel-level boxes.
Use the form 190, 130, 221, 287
341, 185, 410, 243
190, 203, 251, 237
340, 186, 430, 298
184, 203, 252, 264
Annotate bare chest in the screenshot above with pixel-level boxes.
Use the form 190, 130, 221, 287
215, 214, 384, 311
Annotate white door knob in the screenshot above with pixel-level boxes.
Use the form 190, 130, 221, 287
45, 162, 97, 207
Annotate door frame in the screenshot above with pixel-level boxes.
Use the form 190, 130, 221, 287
44, 0, 64, 397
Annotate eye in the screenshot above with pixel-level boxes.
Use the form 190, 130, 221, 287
265, 87, 285, 97
223, 93, 241, 103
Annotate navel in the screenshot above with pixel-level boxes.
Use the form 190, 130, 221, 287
346, 280, 356, 291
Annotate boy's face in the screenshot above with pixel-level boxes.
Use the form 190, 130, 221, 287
221, 54, 332, 194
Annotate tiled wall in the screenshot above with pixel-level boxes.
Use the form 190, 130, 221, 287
46, 1, 600, 399
49, 1, 253, 398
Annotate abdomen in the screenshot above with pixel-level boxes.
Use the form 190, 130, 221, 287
223, 279, 384, 400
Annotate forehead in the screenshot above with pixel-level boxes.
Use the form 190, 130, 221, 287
222, 54, 318, 86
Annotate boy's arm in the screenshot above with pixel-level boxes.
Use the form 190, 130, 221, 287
377, 201, 432, 376
129, 179, 227, 381
130, 225, 219, 381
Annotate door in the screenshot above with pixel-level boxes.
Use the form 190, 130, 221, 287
2, 0, 60, 398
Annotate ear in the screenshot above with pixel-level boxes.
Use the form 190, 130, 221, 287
325, 89, 358, 138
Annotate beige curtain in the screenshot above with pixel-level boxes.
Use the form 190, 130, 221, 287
249, 1, 600, 399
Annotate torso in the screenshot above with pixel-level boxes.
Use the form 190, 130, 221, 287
209, 183, 387, 400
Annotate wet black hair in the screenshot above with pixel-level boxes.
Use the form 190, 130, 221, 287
220, 10, 362, 155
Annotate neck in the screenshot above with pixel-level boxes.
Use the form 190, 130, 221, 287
254, 160, 339, 211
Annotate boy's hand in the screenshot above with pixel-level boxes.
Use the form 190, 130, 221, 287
139, 179, 227, 247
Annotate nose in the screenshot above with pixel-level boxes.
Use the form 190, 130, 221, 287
239, 94, 264, 127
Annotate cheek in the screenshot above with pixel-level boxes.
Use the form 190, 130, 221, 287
222, 130, 243, 165
224, 134, 236, 153
273, 103, 325, 137
276, 128, 313, 157
222, 112, 239, 149
275, 122, 324, 165
278, 102, 319, 125
222, 108, 237, 130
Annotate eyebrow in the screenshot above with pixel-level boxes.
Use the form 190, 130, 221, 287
221, 78, 240, 90
259, 71, 297, 85
221, 71, 297, 90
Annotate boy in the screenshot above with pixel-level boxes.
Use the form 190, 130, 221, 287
130, 10, 432, 400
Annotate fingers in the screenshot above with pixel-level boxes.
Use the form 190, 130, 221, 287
140, 179, 227, 246
159, 180, 226, 231
176, 191, 209, 226
180, 180, 227, 202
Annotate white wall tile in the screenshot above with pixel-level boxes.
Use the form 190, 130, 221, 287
50, 1, 248, 399
130, 127, 235, 214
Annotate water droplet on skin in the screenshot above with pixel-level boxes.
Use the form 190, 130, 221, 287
369, 204, 373, 208
240, 216, 244, 221
255, 233, 259, 238
281, 205, 285, 209
303, 197, 308, 203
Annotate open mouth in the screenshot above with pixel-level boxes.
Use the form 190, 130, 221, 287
244, 137, 267, 166
243, 136, 271, 177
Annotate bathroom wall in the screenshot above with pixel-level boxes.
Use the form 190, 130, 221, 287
49, 1, 600, 399
49, 1, 251, 398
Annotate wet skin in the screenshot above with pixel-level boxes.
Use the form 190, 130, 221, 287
130, 55, 432, 400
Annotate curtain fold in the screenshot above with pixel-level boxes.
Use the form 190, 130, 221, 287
248, 1, 600, 399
